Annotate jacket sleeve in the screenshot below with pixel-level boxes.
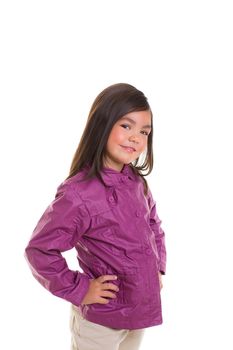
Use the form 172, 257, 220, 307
147, 188, 167, 275
24, 182, 91, 306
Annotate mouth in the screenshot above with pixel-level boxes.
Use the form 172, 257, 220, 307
120, 145, 136, 153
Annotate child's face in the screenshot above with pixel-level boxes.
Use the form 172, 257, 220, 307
103, 110, 152, 171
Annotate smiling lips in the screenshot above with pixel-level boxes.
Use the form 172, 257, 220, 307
120, 145, 136, 153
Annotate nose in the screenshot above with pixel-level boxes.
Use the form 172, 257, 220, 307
129, 134, 140, 144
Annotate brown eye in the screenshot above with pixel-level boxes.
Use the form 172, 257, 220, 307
141, 131, 149, 136
120, 124, 130, 130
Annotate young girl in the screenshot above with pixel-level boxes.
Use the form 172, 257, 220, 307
25, 83, 166, 350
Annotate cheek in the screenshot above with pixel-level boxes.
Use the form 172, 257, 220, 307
108, 127, 124, 145
139, 138, 148, 152
105, 134, 119, 153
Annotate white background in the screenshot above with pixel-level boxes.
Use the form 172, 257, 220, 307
1, 1, 233, 349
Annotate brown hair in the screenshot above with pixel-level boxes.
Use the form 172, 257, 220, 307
66, 83, 154, 195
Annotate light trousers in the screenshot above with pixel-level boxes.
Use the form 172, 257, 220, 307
70, 305, 145, 350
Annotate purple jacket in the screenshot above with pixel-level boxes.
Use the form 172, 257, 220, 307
25, 164, 166, 330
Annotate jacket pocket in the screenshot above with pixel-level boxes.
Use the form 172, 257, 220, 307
89, 265, 142, 306
112, 266, 142, 305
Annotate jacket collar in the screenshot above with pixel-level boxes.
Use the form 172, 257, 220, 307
101, 164, 136, 187
83, 163, 137, 188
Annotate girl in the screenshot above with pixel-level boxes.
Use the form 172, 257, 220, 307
25, 83, 166, 350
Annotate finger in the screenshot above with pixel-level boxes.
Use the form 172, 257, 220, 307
98, 297, 110, 304
101, 290, 117, 299
101, 282, 119, 292
98, 275, 117, 283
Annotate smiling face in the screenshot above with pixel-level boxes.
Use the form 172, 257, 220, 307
103, 110, 152, 171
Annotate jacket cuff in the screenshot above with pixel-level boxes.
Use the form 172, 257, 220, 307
159, 262, 166, 275
66, 273, 91, 306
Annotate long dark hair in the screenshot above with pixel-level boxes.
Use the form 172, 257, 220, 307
66, 83, 154, 195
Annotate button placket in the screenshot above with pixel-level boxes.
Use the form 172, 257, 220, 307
135, 209, 152, 255
109, 196, 115, 203
140, 229, 153, 255
135, 210, 142, 217
107, 187, 118, 207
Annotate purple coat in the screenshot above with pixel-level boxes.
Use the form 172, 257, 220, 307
25, 164, 166, 330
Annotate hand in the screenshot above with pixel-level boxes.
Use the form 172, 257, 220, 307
158, 272, 163, 290
81, 275, 119, 305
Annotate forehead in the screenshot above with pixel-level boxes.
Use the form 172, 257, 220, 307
119, 110, 152, 128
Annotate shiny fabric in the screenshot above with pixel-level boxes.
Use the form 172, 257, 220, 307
25, 164, 166, 330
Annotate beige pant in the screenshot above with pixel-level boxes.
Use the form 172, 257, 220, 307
70, 305, 145, 350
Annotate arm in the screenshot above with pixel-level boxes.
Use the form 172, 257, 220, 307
24, 182, 91, 306
147, 189, 167, 275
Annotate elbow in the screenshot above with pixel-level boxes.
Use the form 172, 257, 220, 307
24, 243, 33, 264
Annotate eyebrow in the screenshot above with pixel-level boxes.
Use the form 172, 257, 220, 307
120, 116, 152, 129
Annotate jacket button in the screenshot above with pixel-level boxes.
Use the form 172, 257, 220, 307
146, 248, 152, 255
109, 196, 115, 203
135, 210, 141, 217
